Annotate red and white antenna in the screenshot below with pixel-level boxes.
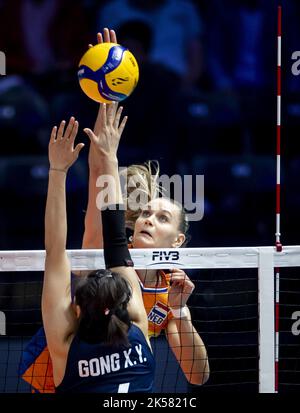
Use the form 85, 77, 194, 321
275, 4, 282, 393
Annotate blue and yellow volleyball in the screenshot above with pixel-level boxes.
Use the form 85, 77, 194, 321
78, 43, 139, 103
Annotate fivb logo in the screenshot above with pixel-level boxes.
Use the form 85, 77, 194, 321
152, 251, 180, 262
0, 311, 6, 335
0, 51, 6, 75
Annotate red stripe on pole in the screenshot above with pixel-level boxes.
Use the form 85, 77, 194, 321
276, 184, 280, 213
275, 302, 280, 331
277, 126, 281, 154
277, 66, 281, 95
275, 5, 282, 395
278, 6, 282, 36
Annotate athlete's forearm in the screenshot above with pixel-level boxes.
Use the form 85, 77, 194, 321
45, 170, 67, 254
98, 156, 123, 207
82, 167, 103, 249
174, 316, 209, 385
168, 307, 210, 385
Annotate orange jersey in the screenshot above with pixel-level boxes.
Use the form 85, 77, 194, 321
140, 271, 174, 338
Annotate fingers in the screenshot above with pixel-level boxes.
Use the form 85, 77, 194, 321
110, 29, 117, 43
107, 101, 118, 124
57, 120, 66, 140
113, 105, 123, 129
50, 126, 57, 143
102, 103, 107, 126
170, 270, 195, 289
103, 27, 116, 43
89, 29, 114, 49
74, 143, 85, 157
52, 117, 78, 143
69, 120, 79, 143
170, 268, 189, 279
95, 101, 126, 134
171, 272, 193, 284
88, 32, 103, 49
97, 32, 103, 44
101, 103, 107, 125
118, 115, 128, 135
84, 128, 97, 145
92, 103, 107, 134
64, 117, 76, 140
103, 27, 110, 43
93, 103, 104, 136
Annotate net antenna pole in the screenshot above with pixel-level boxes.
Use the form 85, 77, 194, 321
275, 4, 283, 394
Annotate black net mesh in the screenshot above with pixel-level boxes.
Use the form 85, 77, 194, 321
0, 268, 260, 393
0, 266, 298, 393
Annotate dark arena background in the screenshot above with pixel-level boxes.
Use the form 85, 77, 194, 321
0, 0, 300, 399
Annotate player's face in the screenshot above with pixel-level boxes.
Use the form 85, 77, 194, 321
132, 198, 185, 248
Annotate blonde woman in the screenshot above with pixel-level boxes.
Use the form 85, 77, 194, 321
83, 98, 209, 386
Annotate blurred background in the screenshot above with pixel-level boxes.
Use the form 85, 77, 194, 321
0, 0, 299, 249
0, 0, 300, 394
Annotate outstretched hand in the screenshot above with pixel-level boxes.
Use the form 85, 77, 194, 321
87, 28, 118, 171
84, 102, 127, 161
48, 117, 84, 172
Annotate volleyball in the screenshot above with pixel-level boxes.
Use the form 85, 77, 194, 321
78, 43, 139, 103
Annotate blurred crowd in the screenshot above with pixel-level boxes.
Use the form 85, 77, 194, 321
0, 0, 299, 249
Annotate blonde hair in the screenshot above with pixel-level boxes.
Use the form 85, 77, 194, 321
121, 160, 162, 229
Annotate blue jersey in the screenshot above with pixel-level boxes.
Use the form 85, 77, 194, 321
56, 324, 155, 393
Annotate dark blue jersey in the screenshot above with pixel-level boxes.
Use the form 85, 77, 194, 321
56, 324, 155, 393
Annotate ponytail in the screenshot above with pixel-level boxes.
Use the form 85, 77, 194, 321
75, 270, 132, 346
107, 311, 131, 347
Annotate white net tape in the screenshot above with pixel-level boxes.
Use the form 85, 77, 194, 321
0, 246, 300, 272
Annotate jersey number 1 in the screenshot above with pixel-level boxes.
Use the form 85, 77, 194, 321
118, 382, 130, 393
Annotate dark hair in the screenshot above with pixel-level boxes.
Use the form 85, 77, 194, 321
75, 269, 132, 346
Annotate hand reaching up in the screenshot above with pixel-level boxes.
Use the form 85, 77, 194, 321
84, 102, 127, 162
87, 28, 118, 171
48, 117, 84, 172
88, 28, 117, 49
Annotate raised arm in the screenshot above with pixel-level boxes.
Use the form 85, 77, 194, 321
42, 117, 84, 362
82, 29, 118, 250
83, 103, 149, 338
81, 108, 104, 250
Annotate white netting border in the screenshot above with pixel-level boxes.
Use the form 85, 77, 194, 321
0, 246, 299, 271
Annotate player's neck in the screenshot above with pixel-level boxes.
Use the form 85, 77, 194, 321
136, 269, 161, 287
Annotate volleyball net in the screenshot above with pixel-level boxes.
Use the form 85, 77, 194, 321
0, 246, 299, 393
